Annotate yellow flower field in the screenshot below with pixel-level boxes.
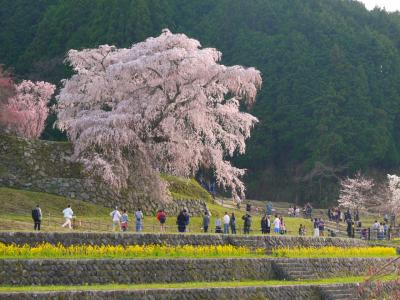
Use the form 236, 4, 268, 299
0, 243, 265, 259
272, 246, 396, 258
1, 243, 396, 259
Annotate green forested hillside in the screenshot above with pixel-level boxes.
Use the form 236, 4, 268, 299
2, 0, 400, 205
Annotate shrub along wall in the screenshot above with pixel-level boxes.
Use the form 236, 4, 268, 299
0, 232, 368, 248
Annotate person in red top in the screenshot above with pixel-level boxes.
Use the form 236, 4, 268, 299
156, 209, 167, 232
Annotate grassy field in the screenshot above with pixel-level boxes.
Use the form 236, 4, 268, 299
0, 187, 318, 236
1, 186, 392, 238
0, 276, 397, 292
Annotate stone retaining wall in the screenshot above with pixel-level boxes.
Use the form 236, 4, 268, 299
8, 282, 399, 300
0, 134, 208, 215
0, 232, 368, 248
0, 285, 322, 300
0, 257, 392, 286
0, 258, 275, 286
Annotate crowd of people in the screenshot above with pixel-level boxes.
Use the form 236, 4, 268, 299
30, 202, 397, 240
201, 211, 288, 235
31, 203, 292, 235
287, 205, 301, 217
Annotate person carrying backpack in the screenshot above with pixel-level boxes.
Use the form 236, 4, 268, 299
32, 205, 42, 231
156, 209, 167, 232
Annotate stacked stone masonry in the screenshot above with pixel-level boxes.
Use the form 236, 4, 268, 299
2, 282, 399, 300
0, 285, 322, 300
0, 134, 207, 215
0, 232, 368, 248
0, 258, 393, 285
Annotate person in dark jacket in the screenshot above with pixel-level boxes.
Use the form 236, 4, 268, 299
203, 211, 210, 233
177, 210, 187, 233
261, 215, 267, 234
242, 213, 252, 234
183, 209, 190, 232
266, 215, 271, 234
230, 213, 236, 234
32, 205, 42, 231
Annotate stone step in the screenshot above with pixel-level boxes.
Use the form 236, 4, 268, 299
321, 286, 360, 300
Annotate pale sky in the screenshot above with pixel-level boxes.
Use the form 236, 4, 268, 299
357, 0, 400, 12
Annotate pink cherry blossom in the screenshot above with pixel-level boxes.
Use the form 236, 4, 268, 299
0, 80, 55, 139
57, 29, 262, 196
338, 172, 374, 210
386, 174, 400, 216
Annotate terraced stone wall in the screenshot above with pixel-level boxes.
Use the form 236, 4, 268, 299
0, 285, 322, 300
0, 232, 368, 248
0, 134, 207, 215
0, 258, 392, 286
0, 258, 275, 285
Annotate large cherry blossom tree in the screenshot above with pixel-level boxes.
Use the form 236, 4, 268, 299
56, 29, 262, 197
0, 79, 55, 139
337, 172, 374, 210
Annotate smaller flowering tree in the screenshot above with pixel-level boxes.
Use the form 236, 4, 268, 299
0, 80, 55, 139
0, 65, 14, 104
387, 174, 400, 219
338, 172, 374, 210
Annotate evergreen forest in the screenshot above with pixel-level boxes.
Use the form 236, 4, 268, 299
2, 0, 400, 205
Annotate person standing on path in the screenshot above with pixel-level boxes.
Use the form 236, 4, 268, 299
215, 215, 222, 233
266, 202, 273, 216
266, 215, 271, 234
230, 213, 236, 234
177, 210, 187, 233
203, 211, 210, 233
135, 208, 144, 232
110, 207, 121, 231
32, 205, 42, 231
318, 218, 325, 236
261, 215, 267, 234
156, 209, 167, 232
242, 213, 252, 234
273, 215, 280, 234
223, 212, 230, 234
313, 218, 320, 237
61, 205, 74, 229
183, 209, 190, 232
120, 209, 129, 232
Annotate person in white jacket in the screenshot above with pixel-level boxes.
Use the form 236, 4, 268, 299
223, 212, 230, 234
110, 207, 122, 231
62, 205, 74, 229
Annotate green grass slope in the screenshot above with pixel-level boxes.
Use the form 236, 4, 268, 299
0, 187, 317, 235
161, 174, 212, 202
